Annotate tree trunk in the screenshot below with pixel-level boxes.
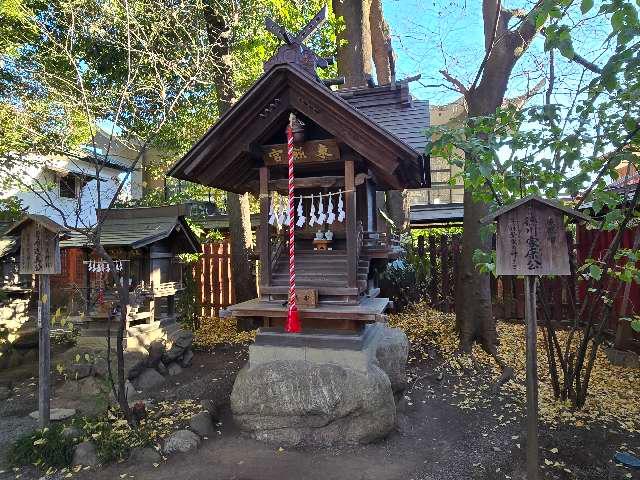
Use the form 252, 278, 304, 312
456, 187, 495, 351
456, 2, 539, 354
333, 0, 373, 88
369, 0, 391, 85
227, 191, 256, 302
385, 190, 409, 233
203, 7, 256, 305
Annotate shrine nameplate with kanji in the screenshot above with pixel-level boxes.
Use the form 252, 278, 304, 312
19, 223, 62, 275
495, 202, 570, 276
262, 139, 340, 166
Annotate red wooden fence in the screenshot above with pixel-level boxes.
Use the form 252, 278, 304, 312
420, 229, 639, 343
419, 233, 581, 323
576, 225, 640, 328
195, 241, 234, 317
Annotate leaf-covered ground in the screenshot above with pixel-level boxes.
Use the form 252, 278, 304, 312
3, 307, 639, 479
388, 303, 640, 435
193, 316, 256, 349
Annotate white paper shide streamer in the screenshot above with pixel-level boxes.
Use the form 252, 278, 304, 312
268, 198, 276, 226
337, 190, 345, 222
296, 197, 306, 227
277, 198, 286, 226
326, 192, 335, 224
316, 195, 326, 225
309, 194, 317, 226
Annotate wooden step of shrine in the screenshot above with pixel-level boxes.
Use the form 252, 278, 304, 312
260, 284, 366, 296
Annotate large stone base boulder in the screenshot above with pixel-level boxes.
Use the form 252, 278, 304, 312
230, 323, 409, 447
375, 327, 409, 393
231, 360, 396, 447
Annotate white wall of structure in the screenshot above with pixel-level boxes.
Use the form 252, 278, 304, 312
1, 152, 140, 228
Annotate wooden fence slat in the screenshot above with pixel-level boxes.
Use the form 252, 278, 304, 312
440, 235, 450, 312
428, 236, 438, 306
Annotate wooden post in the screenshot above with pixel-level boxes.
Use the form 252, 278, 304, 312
525, 275, 539, 480
38, 274, 51, 427
345, 159, 357, 288
481, 197, 591, 480
259, 166, 271, 289
6, 216, 69, 427
366, 177, 376, 231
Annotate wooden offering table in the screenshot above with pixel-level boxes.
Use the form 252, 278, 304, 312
312, 238, 332, 250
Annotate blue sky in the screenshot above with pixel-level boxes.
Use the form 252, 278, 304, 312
380, 0, 610, 106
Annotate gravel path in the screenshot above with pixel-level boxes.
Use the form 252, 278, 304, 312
0, 377, 39, 470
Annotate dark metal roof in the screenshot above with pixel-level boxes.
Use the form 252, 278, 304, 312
337, 83, 430, 154
60, 205, 200, 252
410, 203, 464, 226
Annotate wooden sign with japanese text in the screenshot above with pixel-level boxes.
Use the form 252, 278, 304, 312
495, 202, 570, 276
262, 139, 340, 166
19, 223, 62, 275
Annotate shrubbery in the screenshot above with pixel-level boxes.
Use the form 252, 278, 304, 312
7, 424, 76, 469
377, 235, 431, 312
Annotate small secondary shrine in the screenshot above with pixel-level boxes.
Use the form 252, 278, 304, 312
169, 8, 430, 333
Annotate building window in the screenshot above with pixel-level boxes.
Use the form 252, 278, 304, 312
59, 175, 77, 199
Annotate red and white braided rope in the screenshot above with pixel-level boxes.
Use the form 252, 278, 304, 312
285, 122, 300, 332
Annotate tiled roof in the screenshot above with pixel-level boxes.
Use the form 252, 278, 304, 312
60, 205, 199, 251
337, 84, 430, 154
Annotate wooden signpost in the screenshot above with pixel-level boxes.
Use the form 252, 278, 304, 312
6, 215, 68, 428
482, 196, 589, 480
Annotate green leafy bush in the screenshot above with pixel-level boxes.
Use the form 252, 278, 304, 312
81, 415, 155, 463
378, 237, 431, 312
7, 424, 76, 469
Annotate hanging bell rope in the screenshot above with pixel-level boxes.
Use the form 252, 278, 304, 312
285, 113, 301, 334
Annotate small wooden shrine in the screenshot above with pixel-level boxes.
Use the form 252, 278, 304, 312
59, 205, 200, 350
169, 10, 430, 332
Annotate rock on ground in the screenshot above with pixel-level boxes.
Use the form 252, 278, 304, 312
189, 412, 215, 437
157, 361, 168, 375
0, 385, 12, 400
231, 360, 396, 447
375, 327, 409, 393
127, 360, 147, 380
167, 363, 183, 376
173, 331, 194, 350
163, 429, 201, 454
68, 363, 93, 380
181, 349, 194, 368
162, 345, 184, 364
147, 341, 166, 368
92, 357, 109, 377
72, 440, 99, 467
129, 446, 162, 464
29, 408, 76, 421
62, 426, 82, 440
134, 368, 165, 391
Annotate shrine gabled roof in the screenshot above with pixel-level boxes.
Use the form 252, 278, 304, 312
481, 195, 591, 224
337, 84, 430, 154
168, 64, 429, 192
60, 205, 200, 252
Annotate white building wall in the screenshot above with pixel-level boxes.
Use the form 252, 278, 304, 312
1, 154, 127, 228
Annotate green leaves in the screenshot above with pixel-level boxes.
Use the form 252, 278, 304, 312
544, 25, 575, 59
588, 263, 603, 281
581, 0, 594, 13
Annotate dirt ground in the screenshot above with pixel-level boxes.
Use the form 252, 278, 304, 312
2, 339, 638, 480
